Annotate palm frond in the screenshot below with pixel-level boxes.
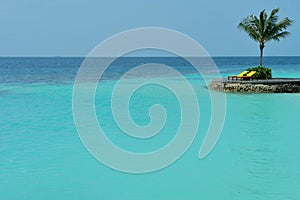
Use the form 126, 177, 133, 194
270, 31, 291, 41
265, 17, 293, 41
237, 16, 260, 41
259, 10, 267, 36
268, 8, 279, 24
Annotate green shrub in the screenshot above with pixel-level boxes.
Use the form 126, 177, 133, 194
246, 65, 272, 79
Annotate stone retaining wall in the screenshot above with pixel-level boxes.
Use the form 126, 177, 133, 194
209, 79, 300, 93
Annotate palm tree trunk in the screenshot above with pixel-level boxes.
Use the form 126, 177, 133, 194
259, 43, 264, 66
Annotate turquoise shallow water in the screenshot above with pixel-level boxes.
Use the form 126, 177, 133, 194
1, 57, 300, 199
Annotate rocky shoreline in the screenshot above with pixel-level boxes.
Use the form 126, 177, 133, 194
209, 78, 300, 93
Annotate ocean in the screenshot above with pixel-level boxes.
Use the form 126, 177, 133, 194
1, 57, 300, 199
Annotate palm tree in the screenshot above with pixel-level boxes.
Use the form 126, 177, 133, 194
238, 8, 293, 66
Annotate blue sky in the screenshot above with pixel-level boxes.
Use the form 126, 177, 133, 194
0, 0, 298, 56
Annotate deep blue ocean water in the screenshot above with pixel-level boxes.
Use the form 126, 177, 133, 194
1, 57, 300, 199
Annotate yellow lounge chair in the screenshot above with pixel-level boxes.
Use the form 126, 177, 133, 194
242, 71, 256, 80
228, 71, 248, 80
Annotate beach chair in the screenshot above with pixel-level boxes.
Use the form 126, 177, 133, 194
228, 71, 248, 80
242, 71, 256, 80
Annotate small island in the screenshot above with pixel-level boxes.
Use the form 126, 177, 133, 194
210, 8, 298, 93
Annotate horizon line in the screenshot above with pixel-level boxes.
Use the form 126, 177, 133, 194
0, 55, 299, 58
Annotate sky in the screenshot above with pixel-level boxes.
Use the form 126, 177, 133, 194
0, 0, 299, 57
